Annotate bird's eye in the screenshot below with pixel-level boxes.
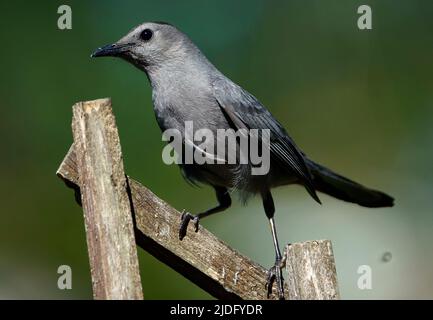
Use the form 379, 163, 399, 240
140, 29, 153, 41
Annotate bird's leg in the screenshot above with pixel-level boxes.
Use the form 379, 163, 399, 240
179, 186, 231, 240
179, 210, 199, 238
262, 191, 285, 300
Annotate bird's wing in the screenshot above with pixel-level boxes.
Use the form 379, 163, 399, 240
212, 78, 320, 203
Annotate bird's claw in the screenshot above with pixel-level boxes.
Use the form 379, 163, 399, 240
179, 210, 200, 240
265, 258, 285, 300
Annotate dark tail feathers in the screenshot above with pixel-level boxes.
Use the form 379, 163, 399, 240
307, 159, 394, 208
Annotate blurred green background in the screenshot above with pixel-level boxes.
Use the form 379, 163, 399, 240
0, 0, 432, 299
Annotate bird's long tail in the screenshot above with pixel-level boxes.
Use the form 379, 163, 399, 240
306, 159, 394, 208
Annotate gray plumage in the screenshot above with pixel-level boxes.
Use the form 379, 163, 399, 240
92, 22, 394, 299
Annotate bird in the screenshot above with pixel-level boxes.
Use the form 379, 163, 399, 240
91, 21, 394, 299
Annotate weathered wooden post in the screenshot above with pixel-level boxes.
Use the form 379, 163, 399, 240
68, 98, 143, 299
285, 240, 340, 300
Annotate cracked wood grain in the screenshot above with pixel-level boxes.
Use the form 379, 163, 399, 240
285, 240, 340, 300
68, 98, 143, 299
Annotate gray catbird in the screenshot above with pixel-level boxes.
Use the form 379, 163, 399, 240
92, 22, 394, 299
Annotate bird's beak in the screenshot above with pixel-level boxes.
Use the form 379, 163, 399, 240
91, 43, 132, 58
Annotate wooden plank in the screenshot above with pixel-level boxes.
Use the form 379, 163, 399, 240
58, 146, 270, 299
69, 98, 143, 300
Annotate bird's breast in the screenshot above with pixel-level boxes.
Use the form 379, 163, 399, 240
152, 85, 231, 134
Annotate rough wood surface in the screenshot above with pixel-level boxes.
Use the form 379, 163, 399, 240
69, 98, 143, 300
58, 146, 271, 299
58, 98, 340, 300
285, 240, 340, 300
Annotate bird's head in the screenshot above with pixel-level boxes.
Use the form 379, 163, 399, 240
91, 22, 194, 71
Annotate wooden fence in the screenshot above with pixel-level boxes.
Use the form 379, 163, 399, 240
57, 98, 340, 300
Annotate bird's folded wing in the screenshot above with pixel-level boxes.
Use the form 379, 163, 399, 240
212, 78, 320, 203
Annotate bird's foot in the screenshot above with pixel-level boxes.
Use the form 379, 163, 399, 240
179, 210, 200, 240
266, 257, 286, 300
